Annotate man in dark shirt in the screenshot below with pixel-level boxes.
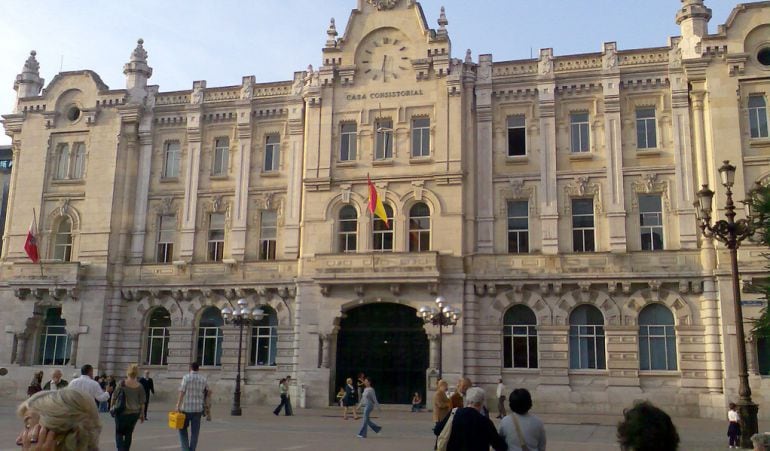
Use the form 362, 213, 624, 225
437, 386, 507, 451
139, 370, 155, 420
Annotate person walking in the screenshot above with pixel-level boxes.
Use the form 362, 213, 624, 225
356, 377, 382, 438
69, 364, 110, 407
433, 380, 451, 427
285, 376, 294, 415
450, 377, 470, 409
138, 370, 155, 420
496, 379, 507, 419
112, 364, 146, 451
42, 369, 68, 391
343, 377, 359, 420
175, 362, 209, 451
436, 387, 507, 451
27, 371, 43, 397
273, 378, 292, 416
727, 402, 741, 448
499, 388, 546, 451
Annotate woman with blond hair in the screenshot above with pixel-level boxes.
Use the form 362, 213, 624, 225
112, 364, 146, 451
16, 388, 101, 450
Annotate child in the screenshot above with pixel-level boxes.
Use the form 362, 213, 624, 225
411, 392, 422, 412
337, 387, 346, 407
727, 402, 740, 448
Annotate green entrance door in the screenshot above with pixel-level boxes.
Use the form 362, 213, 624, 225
335, 303, 429, 404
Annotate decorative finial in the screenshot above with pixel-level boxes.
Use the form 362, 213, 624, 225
326, 18, 338, 48
130, 38, 148, 63
23, 50, 40, 75
465, 49, 472, 64
438, 6, 448, 30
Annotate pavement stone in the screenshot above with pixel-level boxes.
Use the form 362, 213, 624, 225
0, 400, 768, 450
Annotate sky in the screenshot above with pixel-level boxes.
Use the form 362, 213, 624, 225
0, 0, 738, 145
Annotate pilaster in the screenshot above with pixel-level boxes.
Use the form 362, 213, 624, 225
602, 43, 627, 253
230, 78, 254, 261
167, 325, 195, 373
474, 55, 494, 254
282, 82, 306, 258
180, 81, 205, 260
537, 48, 559, 255
605, 326, 640, 387
537, 325, 569, 385
669, 68, 698, 249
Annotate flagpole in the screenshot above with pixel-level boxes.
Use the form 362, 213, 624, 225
32, 208, 43, 278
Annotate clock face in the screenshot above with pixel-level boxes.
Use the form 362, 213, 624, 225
359, 30, 411, 82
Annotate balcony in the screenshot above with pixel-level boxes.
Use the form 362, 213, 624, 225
122, 260, 299, 287
2, 261, 84, 300
304, 252, 440, 284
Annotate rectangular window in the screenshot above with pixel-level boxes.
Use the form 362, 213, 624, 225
507, 200, 529, 253
507, 116, 527, 156
207, 213, 225, 262
156, 215, 176, 263
411, 118, 430, 157
38, 325, 71, 366
375, 119, 393, 160
749, 95, 769, 139
340, 123, 357, 161
569, 325, 606, 369
639, 324, 677, 371
55, 144, 69, 180
259, 210, 277, 260
263, 134, 280, 172
212, 137, 229, 176
572, 198, 595, 252
570, 112, 590, 153
250, 326, 278, 366
146, 327, 169, 366
197, 327, 222, 366
163, 141, 181, 178
639, 195, 664, 251
71, 143, 86, 179
338, 211, 358, 253
636, 108, 658, 149
503, 325, 538, 369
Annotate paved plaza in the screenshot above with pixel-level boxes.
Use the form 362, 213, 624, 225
0, 400, 768, 451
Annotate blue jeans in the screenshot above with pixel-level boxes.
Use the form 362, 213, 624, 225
178, 412, 202, 451
357, 405, 381, 437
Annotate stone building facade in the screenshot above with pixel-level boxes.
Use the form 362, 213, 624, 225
1, 0, 769, 418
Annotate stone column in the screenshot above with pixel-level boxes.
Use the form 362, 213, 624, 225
428, 333, 439, 370
282, 88, 305, 258
537, 49, 559, 255
601, 42, 627, 253
129, 131, 155, 263
1, 143, 22, 258
13, 332, 28, 365
474, 55, 494, 254
230, 81, 253, 261
689, 82, 710, 188
320, 334, 331, 369
179, 81, 205, 260
67, 331, 80, 367
670, 71, 698, 249
700, 279, 724, 393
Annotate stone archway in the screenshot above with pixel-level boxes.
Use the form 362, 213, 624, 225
335, 303, 428, 404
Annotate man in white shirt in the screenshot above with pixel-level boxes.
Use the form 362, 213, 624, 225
68, 364, 110, 406
496, 378, 507, 419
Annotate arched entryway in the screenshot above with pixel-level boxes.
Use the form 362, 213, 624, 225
335, 303, 429, 404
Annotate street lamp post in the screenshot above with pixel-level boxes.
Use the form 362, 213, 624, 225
695, 160, 763, 448
221, 299, 265, 417
419, 296, 461, 381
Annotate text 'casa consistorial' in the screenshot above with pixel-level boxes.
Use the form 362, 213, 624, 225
346, 89, 424, 101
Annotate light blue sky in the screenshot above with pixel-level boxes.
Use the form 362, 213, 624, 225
0, 1, 738, 145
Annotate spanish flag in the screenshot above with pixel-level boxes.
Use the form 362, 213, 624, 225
367, 175, 389, 228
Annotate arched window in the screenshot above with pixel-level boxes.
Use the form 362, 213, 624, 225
250, 305, 278, 366
639, 304, 677, 371
53, 218, 73, 262
408, 203, 431, 252
38, 307, 70, 365
503, 305, 538, 369
338, 206, 358, 253
372, 204, 394, 252
145, 307, 171, 366
197, 307, 223, 366
569, 305, 606, 369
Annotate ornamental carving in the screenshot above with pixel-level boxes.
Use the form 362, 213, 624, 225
630, 173, 671, 212
367, 0, 399, 10
562, 176, 603, 215
498, 178, 538, 216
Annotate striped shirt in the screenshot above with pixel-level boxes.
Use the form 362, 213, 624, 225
179, 371, 208, 413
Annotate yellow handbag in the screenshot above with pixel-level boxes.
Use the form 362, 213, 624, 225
168, 411, 186, 430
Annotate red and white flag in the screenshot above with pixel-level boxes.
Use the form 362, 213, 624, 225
24, 215, 39, 263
